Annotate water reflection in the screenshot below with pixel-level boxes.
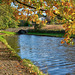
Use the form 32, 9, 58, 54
6, 35, 75, 75
5, 35, 20, 52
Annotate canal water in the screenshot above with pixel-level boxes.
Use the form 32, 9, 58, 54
5, 35, 75, 75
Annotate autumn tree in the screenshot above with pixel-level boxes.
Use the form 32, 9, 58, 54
1, 0, 75, 44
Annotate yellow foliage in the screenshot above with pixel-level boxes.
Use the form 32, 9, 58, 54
3, 0, 75, 45
55, 10, 60, 14
33, 19, 35, 22
72, 23, 75, 28
29, 0, 31, 2
36, 21, 40, 24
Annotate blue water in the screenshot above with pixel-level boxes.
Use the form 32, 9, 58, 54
6, 35, 75, 75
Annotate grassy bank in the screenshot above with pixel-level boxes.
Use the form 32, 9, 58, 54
0, 31, 46, 75
27, 29, 65, 37
0, 30, 16, 35
27, 29, 75, 38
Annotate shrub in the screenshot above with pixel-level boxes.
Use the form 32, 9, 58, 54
0, 4, 19, 29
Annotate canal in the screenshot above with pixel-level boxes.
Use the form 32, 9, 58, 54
5, 35, 75, 75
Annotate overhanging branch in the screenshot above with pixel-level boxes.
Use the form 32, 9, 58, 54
14, 0, 63, 18
15, 0, 46, 11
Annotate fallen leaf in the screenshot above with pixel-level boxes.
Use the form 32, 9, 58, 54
18, 71, 22, 72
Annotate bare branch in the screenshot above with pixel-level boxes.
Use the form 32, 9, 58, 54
15, 0, 46, 11
15, 0, 63, 18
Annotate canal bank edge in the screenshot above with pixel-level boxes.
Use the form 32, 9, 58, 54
0, 31, 47, 75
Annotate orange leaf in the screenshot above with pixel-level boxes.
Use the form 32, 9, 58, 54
61, 40, 64, 44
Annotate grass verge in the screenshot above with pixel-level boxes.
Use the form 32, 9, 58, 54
27, 32, 64, 37
27, 29, 75, 38
27, 29, 65, 37
0, 30, 16, 35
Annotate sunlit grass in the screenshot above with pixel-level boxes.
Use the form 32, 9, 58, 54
0, 31, 16, 35
28, 32, 65, 37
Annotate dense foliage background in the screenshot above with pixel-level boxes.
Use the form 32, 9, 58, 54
0, 3, 20, 29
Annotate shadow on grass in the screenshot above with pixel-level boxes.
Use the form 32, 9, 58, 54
0, 48, 19, 60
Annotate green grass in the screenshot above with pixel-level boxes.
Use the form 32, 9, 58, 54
27, 29, 65, 37
27, 32, 65, 37
27, 31, 75, 38
0, 31, 16, 35
0, 35, 17, 55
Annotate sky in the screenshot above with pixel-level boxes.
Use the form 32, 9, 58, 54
11, 1, 57, 16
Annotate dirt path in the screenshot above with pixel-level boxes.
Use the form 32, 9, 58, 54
4, 25, 64, 32
41, 25, 64, 30
0, 42, 33, 75
4, 27, 34, 32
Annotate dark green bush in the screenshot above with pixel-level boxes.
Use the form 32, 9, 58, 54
19, 20, 32, 27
